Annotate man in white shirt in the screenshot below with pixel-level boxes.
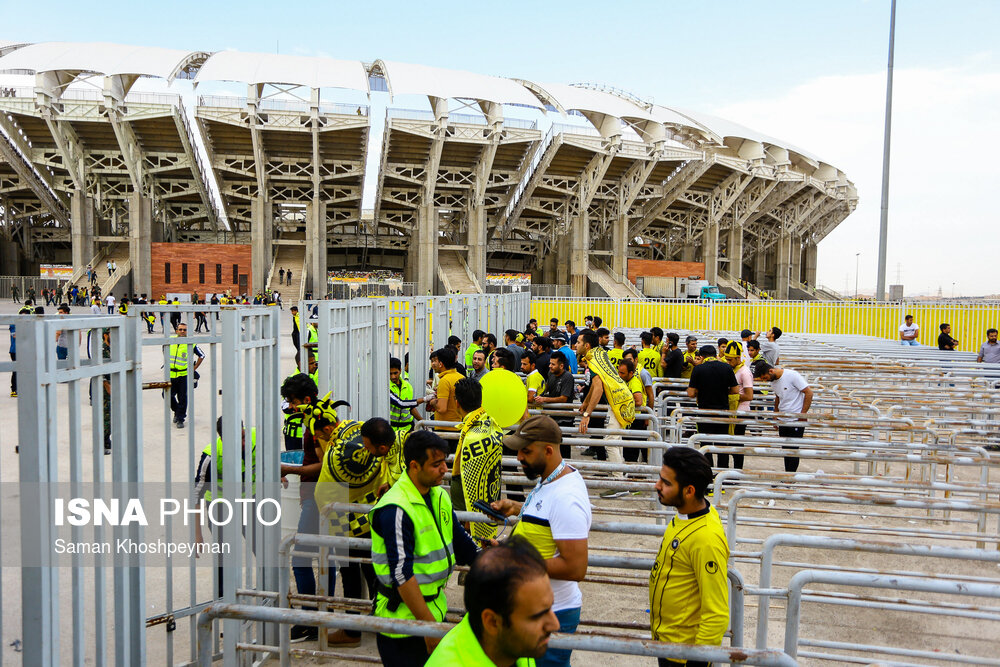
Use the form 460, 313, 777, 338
492, 415, 591, 667
751, 360, 812, 473
900, 315, 919, 346
105, 294, 116, 315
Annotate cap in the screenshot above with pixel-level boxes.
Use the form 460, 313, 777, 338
515, 333, 524, 343
725, 341, 744, 358
550, 332, 568, 343
740, 329, 753, 339
503, 415, 563, 451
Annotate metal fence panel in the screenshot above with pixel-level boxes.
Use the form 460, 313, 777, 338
409, 298, 430, 398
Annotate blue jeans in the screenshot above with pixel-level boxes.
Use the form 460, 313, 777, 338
901, 340, 918, 346
56, 347, 68, 360
292, 497, 336, 601
537, 607, 580, 667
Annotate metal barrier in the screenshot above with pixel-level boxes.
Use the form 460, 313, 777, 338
196, 603, 798, 666
784, 570, 1000, 663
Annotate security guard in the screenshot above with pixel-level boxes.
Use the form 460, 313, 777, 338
650, 447, 729, 667
193, 417, 257, 597
370, 430, 480, 666
168, 322, 204, 428
389, 357, 424, 439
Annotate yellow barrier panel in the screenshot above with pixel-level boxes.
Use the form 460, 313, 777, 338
530, 298, 1000, 351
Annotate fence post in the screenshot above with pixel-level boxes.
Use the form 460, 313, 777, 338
801, 301, 809, 334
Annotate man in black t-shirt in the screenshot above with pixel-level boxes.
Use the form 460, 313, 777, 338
938, 323, 959, 351
661, 332, 684, 379
534, 353, 576, 457
687, 345, 738, 469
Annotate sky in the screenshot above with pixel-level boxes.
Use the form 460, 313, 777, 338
2, 0, 998, 296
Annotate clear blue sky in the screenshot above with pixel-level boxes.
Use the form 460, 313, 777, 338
3, 0, 999, 295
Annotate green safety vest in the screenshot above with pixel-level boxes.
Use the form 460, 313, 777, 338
370, 472, 455, 636
168, 339, 193, 378
201, 429, 257, 501
283, 412, 304, 442
426, 614, 535, 667
389, 379, 415, 429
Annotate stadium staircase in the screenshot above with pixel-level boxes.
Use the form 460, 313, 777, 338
588, 259, 645, 299
717, 271, 762, 301
269, 242, 307, 302
437, 250, 481, 294
68, 244, 132, 299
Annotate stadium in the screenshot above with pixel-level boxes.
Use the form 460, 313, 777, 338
1, 38, 999, 667
0, 40, 856, 301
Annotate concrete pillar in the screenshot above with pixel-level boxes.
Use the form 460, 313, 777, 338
250, 197, 273, 293
681, 242, 696, 262
775, 234, 791, 299
466, 203, 487, 289
753, 250, 766, 287
128, 193, 152, 297
554, 233, 571, 286
305, 199, 327, 297
611, 213, 628, 280
790, 235, 802, 285
570, 210, 589, 297
804, 242, 818, 287
71, 190, 96, 273
702, 221, 719, 285
727, 225, 743, 281
415, 203, 438, 295
1, 201, 19, 274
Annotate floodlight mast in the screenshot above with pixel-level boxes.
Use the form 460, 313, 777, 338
876, 0, 896, 302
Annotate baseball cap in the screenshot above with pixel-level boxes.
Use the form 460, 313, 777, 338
515, 333, 525, 343
503, 415, 563, 451
550, 332, 568, 343
740, 329, 753, 339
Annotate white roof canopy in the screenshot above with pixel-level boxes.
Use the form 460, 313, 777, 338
378, 60, 543, 108
0, 41, 206, 81
195, 50, 369, 91
526, 82, 656, 122
669, 107, 821, 163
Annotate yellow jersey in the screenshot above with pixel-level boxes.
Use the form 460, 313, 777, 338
637, 347, 660, 376
627, 375, 645, 408
608, 347, 624, 366
649, 504, 729, 647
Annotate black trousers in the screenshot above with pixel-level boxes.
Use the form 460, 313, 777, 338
9, 352, 15, 393
376, 633, 429, 667
698, 421, 730, 469
660, 660, 709, 667
717, 423, 746, 470
339, 546, 376, 637
623, 415, 649, 463
171, 376, 188, 423
778, 425, 805, 472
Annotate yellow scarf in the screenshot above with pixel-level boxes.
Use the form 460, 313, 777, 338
584, 347, 635, 427
456, 408, 504, 541
727, 359, 744, 411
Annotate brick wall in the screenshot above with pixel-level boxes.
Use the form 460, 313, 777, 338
627, 259, 704, 284
150, 243, 252, 300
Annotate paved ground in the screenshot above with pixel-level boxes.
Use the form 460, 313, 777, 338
0, 297, 996, 665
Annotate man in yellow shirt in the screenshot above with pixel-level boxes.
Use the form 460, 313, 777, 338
521, 351, 546, 402
637, 331, 660, 377
681, 335, 699, 380
428, 347, 463, 427
608, 332, 626, 366
650, 447, 730, 666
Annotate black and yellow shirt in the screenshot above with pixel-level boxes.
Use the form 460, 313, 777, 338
649, 504, 730, 648
315, 420, 403, 537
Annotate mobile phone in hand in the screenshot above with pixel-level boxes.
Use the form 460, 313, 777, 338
472, 500, 507, 523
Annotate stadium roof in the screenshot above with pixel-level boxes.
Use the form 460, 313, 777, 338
195, 50, 369, 91
0, 39, 838, 168
0, 41, 207, 81
378, 60, 543, 108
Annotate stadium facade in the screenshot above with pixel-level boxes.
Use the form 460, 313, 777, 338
0, 40, 857, 299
